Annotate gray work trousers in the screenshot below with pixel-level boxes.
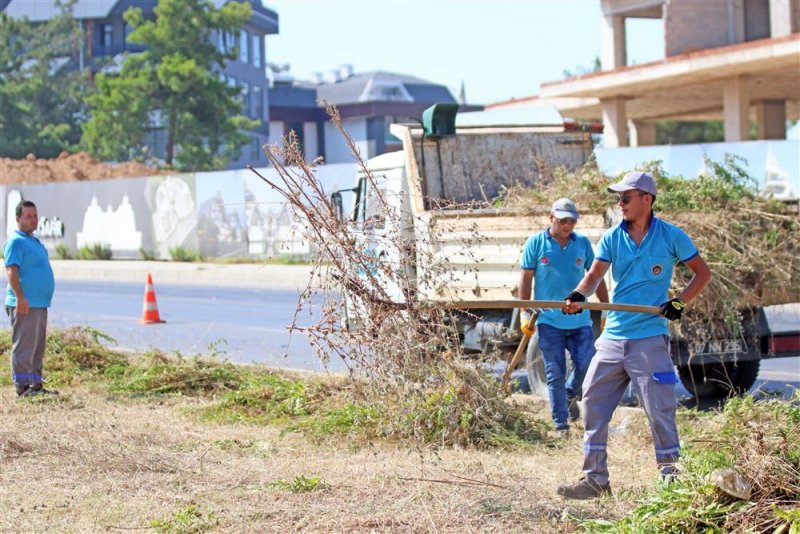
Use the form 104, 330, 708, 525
581, 335, 680, 486
5, 306, 48, 394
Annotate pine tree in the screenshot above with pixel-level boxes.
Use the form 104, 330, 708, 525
82, 0, 258, 170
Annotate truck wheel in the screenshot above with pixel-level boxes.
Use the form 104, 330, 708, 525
525, 333, 574, 398
678, 360, 761, 399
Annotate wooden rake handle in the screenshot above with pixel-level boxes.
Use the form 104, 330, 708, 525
441, 300, 661, 315
502, 332, 531, 393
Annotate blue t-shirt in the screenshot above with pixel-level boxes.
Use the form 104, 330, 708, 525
596, 216, 698, 340
4, 230, 55, 308
520, 229, 594, 329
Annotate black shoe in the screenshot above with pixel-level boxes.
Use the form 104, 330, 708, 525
556, 477, 611, 500
19, 386, 60, 398
660, 465, 680, 483
568, 397, 581, 421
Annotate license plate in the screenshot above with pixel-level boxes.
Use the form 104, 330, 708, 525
688, 339, 747, 355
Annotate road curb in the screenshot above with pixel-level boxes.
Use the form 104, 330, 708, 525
8, 260, 317, 290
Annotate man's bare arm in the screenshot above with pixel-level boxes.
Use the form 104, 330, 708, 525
6, 265, 29, 314
595, 277, 610, 303
518, 269, 534, 301
678, 255, 712, 304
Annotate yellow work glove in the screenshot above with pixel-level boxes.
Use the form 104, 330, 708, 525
520, 310, 536, 337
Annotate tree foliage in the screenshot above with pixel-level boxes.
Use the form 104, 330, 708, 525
0, 7, 87, 158
81, 0, 258, 170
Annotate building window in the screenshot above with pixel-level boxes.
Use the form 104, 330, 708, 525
251, 136, 261, 159
226, 31, 236, 54
253, 85, 263, 120
99, 23, 113, 47
240, 30, 249, 63
228, 76, 238, 100
241, 81, 250, 115
251, 34, 261, 68
217, 31, 225, 53
123, 23, 133, 43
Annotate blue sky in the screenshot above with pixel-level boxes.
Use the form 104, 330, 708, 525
262, 0, 664, 105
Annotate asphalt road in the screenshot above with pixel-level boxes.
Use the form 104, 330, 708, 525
0, 278, 345, 372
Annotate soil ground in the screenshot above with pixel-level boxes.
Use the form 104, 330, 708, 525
1, 152, 166, 185
0, 387, 657, 532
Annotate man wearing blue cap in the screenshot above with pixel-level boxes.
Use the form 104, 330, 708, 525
519, 198, 608, 436
557, 171, 711, 500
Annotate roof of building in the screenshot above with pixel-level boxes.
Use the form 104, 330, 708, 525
269, 84, 319, 108
4, 0, 118, 21
3, 0, 277, 33
316, 71, 456, 105
491, 34, 800, 122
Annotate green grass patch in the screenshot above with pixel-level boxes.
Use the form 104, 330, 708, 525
1, 328, 546, 449
0, 327, 126, 388
149, 504, 218, 534
580, 394, 800, 533
106, 350, 242, 396
168, 246, 202, 262
139, 247, 157, 261
266, 475, 325, 493
55, 242, 72, 259
285, 403, 384, 441
195, 371, 316, 424
77, 242, 112, 260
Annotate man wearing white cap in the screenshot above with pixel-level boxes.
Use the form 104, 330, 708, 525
518, 198, 608, 436
557, 171, 711, 499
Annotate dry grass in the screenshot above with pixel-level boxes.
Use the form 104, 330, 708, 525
0, 388, 658, 532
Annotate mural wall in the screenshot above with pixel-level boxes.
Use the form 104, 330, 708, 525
1, 164, 357, 260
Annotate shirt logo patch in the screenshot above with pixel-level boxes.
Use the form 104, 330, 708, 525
576, 258, 583, 266
541, 256, 549, 265
652, 264, 663, 276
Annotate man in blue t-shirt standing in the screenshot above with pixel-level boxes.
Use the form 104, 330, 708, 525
4, 200, 57, 397
519, 198, 609, 436
557, 172, 711, 500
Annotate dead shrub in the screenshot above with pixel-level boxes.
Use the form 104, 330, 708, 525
248, 104, 544, 447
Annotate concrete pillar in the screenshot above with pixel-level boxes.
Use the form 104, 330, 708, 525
602, 97, 628, 148
769, 0, 793, 36
723, 76, 749, 142
601, 13, 626, 70
629, 120, 657, 146
755, 100, 787, 139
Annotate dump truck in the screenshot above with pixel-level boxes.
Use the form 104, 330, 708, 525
332, 105, 800, 400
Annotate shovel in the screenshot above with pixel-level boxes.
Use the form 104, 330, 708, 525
501, 309, 538, 393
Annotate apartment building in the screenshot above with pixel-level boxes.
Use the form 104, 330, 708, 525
2, 0, 279, 168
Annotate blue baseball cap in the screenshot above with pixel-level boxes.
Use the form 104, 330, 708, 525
607, 171, 658, 197
551, 198, 579, 220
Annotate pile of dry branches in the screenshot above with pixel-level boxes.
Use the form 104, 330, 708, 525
248, 105, 542, 447
706, 396, 799, 533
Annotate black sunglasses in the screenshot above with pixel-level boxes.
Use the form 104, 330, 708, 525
617, 192, 647, 205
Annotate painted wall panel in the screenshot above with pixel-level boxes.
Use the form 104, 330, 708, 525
1, 164, 358, 261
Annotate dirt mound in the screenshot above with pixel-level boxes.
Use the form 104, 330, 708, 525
1, 151, 167, 185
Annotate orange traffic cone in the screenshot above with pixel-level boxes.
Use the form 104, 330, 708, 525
140, 273, 165, 324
